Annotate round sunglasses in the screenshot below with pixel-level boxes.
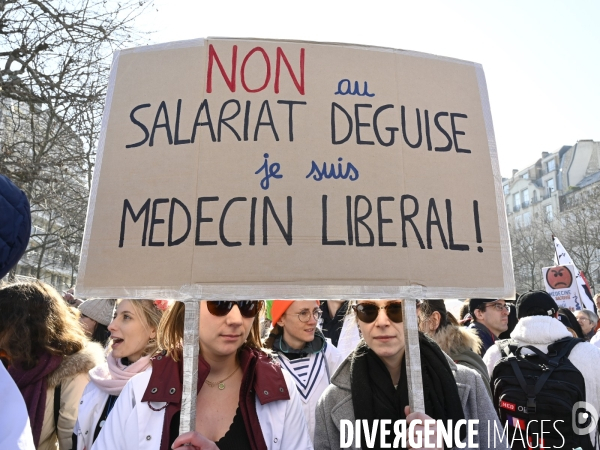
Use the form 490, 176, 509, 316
206, 301, 260, 319
352, 301, 403, 323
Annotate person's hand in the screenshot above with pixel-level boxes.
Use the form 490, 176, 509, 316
172, 431, 218, 450
404, 406, 443, 450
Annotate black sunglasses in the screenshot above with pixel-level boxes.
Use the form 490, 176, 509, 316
352, 301, 403, 324
206, 301, 260, 319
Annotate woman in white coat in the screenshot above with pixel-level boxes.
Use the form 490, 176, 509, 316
93, 300, 312, 450
73, 299, 166, 450
264, 300, 344, 442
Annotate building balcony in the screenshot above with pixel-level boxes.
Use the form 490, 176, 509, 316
513, 204, 521, 212
521, 200, 530, 209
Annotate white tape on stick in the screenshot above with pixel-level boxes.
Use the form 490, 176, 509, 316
402, 299, 425, 414
179, 300, 200, 434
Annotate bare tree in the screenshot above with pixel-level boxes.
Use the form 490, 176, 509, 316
508, 185, 600, 295
556, 185, 600, 293
0, 0, 152, 286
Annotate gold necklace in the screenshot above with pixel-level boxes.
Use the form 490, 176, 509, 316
204, 366, 239, 390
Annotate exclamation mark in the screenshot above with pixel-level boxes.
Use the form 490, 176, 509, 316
473, 200, 483, 253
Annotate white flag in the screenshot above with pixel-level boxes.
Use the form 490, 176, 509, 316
553, 236, 595, 311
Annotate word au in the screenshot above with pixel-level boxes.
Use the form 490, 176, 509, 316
335, 79, 375, 97
339, 419, 479, 449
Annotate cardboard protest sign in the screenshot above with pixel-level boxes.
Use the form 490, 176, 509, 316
543, 265, 583, 310
77, 38, 514, 300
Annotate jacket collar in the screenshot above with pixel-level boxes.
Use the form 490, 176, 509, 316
329, 349, 465, 430
46, 341, 105, 388
273, 328, 326, 357
470, 320, 497, 339
141, 347, 289, 405
510, 315, 571, 344
433, 324, 482, 355
332, 347, 460, 390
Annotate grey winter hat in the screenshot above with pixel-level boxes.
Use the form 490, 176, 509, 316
78, 298, 116, 326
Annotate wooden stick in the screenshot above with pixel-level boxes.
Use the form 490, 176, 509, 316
402, 299, 425, 413
179, 300, 200, 434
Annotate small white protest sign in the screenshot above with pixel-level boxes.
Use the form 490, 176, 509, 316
542, 264, 582, 310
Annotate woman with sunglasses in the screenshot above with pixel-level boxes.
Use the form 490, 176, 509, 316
94, 300, 312, 450
263, 300, 343, 442
314, 300, 506, 450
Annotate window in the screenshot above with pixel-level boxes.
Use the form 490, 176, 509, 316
547, 160, 556, 172
522, 189, 529, 205
503, 184, 509, 195
513, 192, 521, 205
522, 172, 529, 179
523, 212, 531, 226
547, 178, 555, 193
546, 204, 553, 221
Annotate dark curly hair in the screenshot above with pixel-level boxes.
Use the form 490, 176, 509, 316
0, 281, 88, 369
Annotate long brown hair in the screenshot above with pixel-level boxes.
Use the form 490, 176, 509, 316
0, 281, 88, 369
263, 323, 283, 350
158, 301, 264, 362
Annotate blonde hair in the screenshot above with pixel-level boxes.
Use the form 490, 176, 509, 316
158, 301, 264, 362
115, 299, 166, 358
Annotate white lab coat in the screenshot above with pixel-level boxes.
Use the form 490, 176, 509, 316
91, 368, 312, 450
73, 381, 109, 450
275, 341, 343, 441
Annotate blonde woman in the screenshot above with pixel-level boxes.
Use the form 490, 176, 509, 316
73, 299, 168, 450
0, 281, 104, 450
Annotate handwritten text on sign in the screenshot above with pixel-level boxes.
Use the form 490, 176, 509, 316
78, 38, 512, 298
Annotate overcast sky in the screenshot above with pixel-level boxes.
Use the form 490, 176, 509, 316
134, 0, 599, 178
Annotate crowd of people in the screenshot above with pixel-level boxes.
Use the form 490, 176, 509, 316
3, 175, 600, 450
4, 280, 600, 450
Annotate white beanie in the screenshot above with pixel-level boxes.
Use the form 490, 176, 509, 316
78, 298, 116, 326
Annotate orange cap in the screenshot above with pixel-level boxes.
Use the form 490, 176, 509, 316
270, 300, 320, 326
270, 300, 294, 326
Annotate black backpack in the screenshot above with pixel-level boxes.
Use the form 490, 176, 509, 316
490, 336, 594, 450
